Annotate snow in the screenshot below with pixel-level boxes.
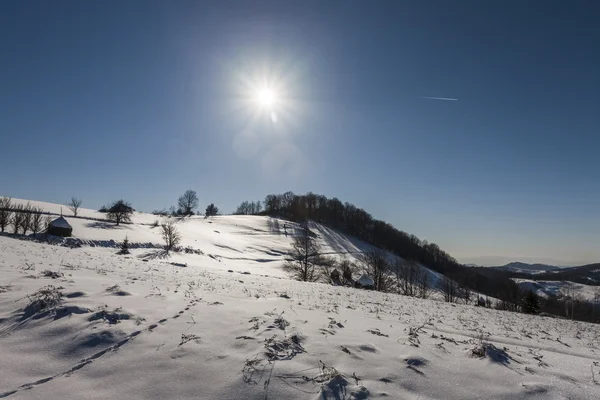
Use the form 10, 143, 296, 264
1, 198, 600, 399
514, 279, 600, 301
49, 216, 71, 229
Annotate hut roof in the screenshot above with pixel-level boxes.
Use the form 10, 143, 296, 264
356, 274, 374, 287
49, 216, 71, 229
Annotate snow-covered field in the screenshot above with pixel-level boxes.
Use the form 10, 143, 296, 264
1, 199, 600, 399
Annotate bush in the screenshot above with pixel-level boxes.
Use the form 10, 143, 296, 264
205, 203, 219, 217
119, 235, 130, 255
26, 285, 62, 313
161, 221, 181, 251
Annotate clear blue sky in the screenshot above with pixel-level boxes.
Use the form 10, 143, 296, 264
1, 1, 599, 266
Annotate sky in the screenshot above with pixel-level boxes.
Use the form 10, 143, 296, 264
1, 1, 599, 266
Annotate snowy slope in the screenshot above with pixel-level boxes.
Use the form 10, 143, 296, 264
5, 198, 443, 283
1, 236, 600, 399
514, 279, 600, 301
491, 262, 563, 274
2, 198, 600, 399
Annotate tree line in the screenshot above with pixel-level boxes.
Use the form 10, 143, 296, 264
151, 190, 219, 217
257, 191, 521, 300
0, 198, 51, 236
280, 206, 600, 322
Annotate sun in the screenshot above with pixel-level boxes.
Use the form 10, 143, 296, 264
257, 88, 276, 108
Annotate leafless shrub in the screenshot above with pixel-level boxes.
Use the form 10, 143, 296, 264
179, 245, 203, 255
0, 197, 12, 232
161, 221, 181, 251
43, 214, 52, 237
67, 197, 82, 217
394, 259, 420, 297
336, 258, 357, 286
89, 306, 131, 324
359, 249, 393, 292
26, 285, 63, 313
11, 204, 24, 234
284, 224, 328, 282
441, 277, 459, 303
29, 207, 44, 237
242, 355, 266, 384
264, 333, 305, 361
179, 333, 201, 346
41, 270, 63, 279
20, 203, 33, 234
272, 313, 290, 331
417, 268, 431, 299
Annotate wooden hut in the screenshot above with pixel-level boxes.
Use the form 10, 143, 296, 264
47, 216, 72, 237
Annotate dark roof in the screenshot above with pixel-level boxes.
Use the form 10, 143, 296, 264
49, 216, 71, 229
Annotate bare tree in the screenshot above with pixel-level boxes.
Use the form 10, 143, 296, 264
43, 214, 52, 239
460, 282, 472, 305
284, 223, 326, 282
107, 200, 133, 226
254, 201, 262, 214
20, 203, 32, 235
29, 207, 44, 237
178, 190, 199, 216
394, 259, 419, 297
11, 204, 24, 234
441, 277, 459, 303
564, 286, 577, 320
0, 197, 11, 233
234, 201, 250, 215
416, 268, 431, 299
320, 257, 338, 284
235, 200, 263, 215
161, 221, 181, 251
359, 249, 393, 292
67, 197, 82, 217
338, 258, 356, 286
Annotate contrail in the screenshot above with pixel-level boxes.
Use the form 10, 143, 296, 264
421, 96, 459, 101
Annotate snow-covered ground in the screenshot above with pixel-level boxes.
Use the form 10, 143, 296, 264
5, 198, 446, 286
514, 278, 600, 301
1, 199, 600, 399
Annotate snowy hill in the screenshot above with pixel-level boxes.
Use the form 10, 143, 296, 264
1, 198, 600, 399
514, 279, 600, 301
528, 263, 600, 286
490, 262, 562, 274
4, 198, 446, 287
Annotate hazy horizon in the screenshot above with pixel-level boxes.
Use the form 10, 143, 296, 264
1, 1, 599, 265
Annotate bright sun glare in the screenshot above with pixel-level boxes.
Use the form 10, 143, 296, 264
257, 88, 276, 108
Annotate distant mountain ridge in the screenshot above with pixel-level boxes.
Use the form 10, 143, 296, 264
491, 261, 600, 286
527, 263, 600, 285
490, 262, 563, 274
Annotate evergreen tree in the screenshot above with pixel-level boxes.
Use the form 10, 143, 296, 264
205, 203, 219, 217
119, 235, 130, 255
521, 290, 540, 314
